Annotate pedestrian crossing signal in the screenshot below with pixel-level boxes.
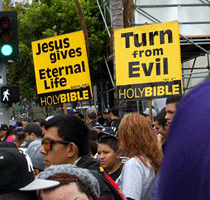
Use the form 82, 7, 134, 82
1, 86, 19, 103
0, 11, 19, 63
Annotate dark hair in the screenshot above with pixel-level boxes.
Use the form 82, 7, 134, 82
45, 114, 89, 157
89, 129, 99, 141
166, 94, 183, 107
89, 140, 98, 156
98, 136, 119, 152
78, 113, 84, 120
16, 121, 22, 126
88, 112, 97, 120
12, 128, 25, 141
154, 110, 167, 127
33, 118, 46, 127
97, 111, 102, 117
25, 123, 42, 138
111, 108, 119, 117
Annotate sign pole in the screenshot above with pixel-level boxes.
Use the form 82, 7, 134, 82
148, 99, 152, 122
0, 64, 9, 125
63, 103, 67, 114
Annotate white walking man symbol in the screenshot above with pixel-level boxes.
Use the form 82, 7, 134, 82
3, 89, 10, 101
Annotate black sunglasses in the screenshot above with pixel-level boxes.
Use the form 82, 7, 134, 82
42, 138, 70, 151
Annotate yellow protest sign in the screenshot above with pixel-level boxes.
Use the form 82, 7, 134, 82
32, 31, 92, 106
114, 21, 182, 100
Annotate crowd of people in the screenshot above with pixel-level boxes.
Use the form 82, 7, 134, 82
1, 78, 210, 199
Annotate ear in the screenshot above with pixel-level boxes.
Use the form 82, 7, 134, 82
116, 149, 122, 159
33, 169, 40, 177
67, 142, 79, 158
30, 132, 36, 140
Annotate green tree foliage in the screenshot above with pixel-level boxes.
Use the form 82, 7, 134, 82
5, 0, 109, 102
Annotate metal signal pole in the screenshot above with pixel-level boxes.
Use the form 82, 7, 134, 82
0, 0, 10, 124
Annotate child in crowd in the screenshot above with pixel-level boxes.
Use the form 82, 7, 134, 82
97, 135, 122, 181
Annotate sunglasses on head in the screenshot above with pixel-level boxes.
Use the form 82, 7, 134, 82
41, 138, 70, 151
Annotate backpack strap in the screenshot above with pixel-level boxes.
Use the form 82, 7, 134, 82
105, 173, 127, 200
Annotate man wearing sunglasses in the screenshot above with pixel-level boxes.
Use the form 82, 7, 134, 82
40, 114, 125, 199
40, 114, 97, 170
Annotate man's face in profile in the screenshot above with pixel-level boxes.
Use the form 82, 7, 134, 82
165, 103, 177, 127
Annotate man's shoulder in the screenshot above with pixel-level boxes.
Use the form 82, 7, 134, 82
111, 118, 121, 125
76, 154, 100, 171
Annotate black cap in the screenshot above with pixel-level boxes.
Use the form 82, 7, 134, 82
103, 108, 110, 114
98, 127, 117, 140
0, 148, 60, 194
0, 124, 8, 131
22, 116, 32, 122
0, 141, 16, 148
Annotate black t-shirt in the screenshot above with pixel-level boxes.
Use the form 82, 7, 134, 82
106, 164, 123, 181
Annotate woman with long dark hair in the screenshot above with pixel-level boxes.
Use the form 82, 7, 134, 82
116, 112, 162, 200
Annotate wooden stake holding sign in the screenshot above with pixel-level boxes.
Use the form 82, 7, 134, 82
148, 99, 152, 122
143, 23, 153, 123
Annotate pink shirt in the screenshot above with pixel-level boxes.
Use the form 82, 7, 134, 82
6, 135, 13, 142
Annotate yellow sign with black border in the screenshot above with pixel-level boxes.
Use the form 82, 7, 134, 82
115, 21, 182, 100
32, 31, 92, 106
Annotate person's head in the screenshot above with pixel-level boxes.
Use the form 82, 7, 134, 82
97, 111, 103, 119
23, 122, 43, 140
118, 112, 162, 173
165, 94, 183, 127
89, 128, 100, 142
68, 108, 79, 116
86, 107, 97, 122
103, 108, 111, 121
33, 118, 47, 136
97, 136, 121, 173
110, 108, 119, 118
78, 113, 85, 121
37, 164, 101, 200
0, 124, 9, 140
16, 120, 23, 127
154, 110, 168, 144
12, 128, 25, 148
22, 117, 32, 127
40, 114, 89, 169
9, 125, 15, 132
89, 129, 100, 157
0, 148, 59, 199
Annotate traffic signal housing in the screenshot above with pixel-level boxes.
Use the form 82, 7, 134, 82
0, 11, 19, 63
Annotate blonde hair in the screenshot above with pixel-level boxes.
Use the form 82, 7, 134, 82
118, 112, 162, 173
